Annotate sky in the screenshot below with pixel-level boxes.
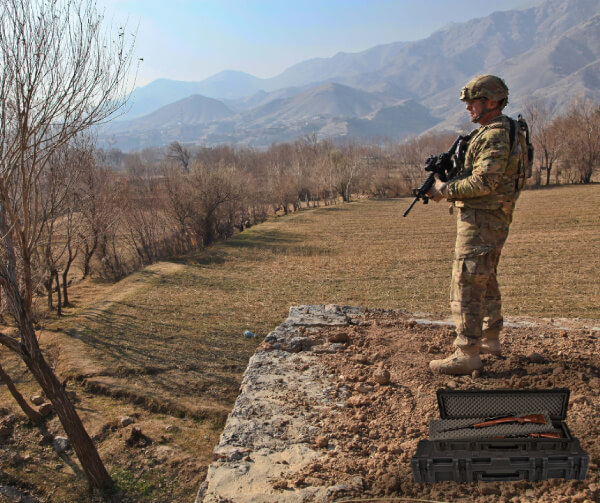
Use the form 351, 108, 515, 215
96, 0, 539, 88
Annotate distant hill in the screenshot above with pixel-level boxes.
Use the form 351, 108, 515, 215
100, 0, 600, 151
240, 83, 394, 125
123, 71, 264, 119
110, 95, 234, 133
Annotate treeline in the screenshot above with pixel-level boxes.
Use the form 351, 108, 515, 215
35, 99, 600, 315
42, 132, 455, 297
526, 98, 600, 186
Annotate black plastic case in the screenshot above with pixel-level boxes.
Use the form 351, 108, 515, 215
411, 388, 589, 483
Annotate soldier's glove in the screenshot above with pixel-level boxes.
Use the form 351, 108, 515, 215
426, 174, 448, 202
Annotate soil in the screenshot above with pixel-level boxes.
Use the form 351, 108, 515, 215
277, 309, 600, 503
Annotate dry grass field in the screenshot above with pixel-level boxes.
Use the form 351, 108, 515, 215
0, 184, 599, 502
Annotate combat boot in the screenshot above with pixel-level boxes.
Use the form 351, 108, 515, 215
480, 330, 502, 356
429, 345, 482, 375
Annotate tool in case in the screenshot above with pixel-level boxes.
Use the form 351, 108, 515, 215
411, 388, 589, 483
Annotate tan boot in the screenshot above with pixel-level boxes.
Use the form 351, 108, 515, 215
480, 331, 502, 357
429, 345, 482, 375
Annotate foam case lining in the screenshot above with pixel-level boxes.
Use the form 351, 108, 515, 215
411, 388, 589, 483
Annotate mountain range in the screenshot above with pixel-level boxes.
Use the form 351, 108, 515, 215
99, 0, 600, 152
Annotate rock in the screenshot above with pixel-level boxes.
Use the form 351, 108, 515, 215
570, 394, 588, 405
328, 331, 349, 343
39, 433, 54, 446
0, 423, 11, 440
154, 445, 174, 461
311, 344, 338, 354
373, 368, 391, 385
120, 416, 134, 427
553, 365, 566, 375
314, 435, 329, 448
272, 479, 289, 490
165, 424, 178, 433
38, 403, 53, 417
478, 481, 501, 495
352, 354, 370, 364
355, 383, 373, 394
8, 452, 26, 466
213, 445, 251, 461
31, 395, 45, 405
349, 423, 361, 433
526, 352, 545, 363
346, 396, 368, 407
126, 426, 152, 448
53, 436, 70, 454
388, 443, 403, 454
243, 330, 256, 338
257, 341, 274, 352
372, 473, 401, 495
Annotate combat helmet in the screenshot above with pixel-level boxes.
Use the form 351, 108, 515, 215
460, 75, 509, 108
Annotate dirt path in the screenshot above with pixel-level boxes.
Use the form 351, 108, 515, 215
43, 261, 186, 379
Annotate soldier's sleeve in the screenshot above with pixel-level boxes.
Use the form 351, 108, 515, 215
446, 127, 510, 200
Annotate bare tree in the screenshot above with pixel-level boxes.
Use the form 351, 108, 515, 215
163, 164, 196, 250
166, 141, 192, 172
0, 0, 135, 490
75, 158, 122, 279
123, 159, 168, 265
562, 100, 600, 184
525, 99, 562, 186
190, 162, 240, 246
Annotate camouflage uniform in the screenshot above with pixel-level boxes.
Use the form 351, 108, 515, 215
445, 114, 525, 350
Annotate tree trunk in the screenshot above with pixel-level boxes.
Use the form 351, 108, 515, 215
0, 362, 43, 424
81, 233, 98, 280
62, 243, 77, 307
54, 270, 62, 317
23, 338, 113, 489
62, 268, 70, 307
47, 275, 53, 310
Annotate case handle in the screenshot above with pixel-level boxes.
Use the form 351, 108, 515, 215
477, 472, 524, 481
484, 443, 520, 450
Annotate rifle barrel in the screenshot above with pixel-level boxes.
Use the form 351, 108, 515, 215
402, 172, 435, 217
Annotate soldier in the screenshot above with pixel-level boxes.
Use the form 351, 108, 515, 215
426, 74, 529, 375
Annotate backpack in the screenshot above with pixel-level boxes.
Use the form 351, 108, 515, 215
509, 115, 534, 191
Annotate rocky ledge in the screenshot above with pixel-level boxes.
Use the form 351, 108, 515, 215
196, 305, 367, 503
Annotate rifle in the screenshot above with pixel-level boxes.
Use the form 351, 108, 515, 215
439, 413, 547, 433
490, 432, 562, 439
403, 134, 470, 217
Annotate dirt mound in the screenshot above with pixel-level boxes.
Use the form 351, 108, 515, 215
285, 309, 600, 502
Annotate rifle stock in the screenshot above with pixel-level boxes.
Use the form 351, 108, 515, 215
473, 413, 546, 428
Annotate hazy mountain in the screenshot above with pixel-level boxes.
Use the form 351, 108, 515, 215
240, 83, 394, 125
100, 0, 600, 151
123, 71, 264, 120
109, 95, 234, 134
104, 84, 436, 151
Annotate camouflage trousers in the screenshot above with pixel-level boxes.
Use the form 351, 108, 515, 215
450, 207, 511, 349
